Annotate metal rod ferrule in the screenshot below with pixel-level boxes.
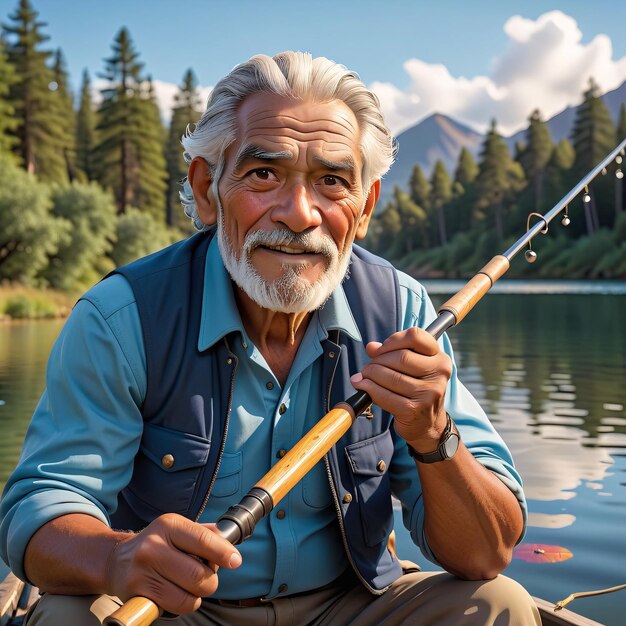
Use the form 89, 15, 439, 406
214, 487, 273, 545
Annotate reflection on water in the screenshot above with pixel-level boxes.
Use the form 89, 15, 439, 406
397, 288, 626, 626
0, 320, 65, 490
1, 287, 626, 624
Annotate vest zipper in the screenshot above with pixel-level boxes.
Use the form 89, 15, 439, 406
194, 339, 238, 522
322, 338, 387, 595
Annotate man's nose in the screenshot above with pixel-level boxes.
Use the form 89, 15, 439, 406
273, 183, 322, 232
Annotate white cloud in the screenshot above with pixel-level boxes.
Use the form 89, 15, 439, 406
372, 10, 626, 137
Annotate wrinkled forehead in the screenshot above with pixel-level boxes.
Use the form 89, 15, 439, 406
230, 92, 363, 165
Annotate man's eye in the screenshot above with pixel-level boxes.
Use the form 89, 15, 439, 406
323, 175, 345, 186
253, 168, 273, 180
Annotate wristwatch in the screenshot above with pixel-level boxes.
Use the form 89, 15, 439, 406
407, 413, 460, 463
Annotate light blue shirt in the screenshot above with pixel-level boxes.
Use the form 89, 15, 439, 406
0, 238, 527, 594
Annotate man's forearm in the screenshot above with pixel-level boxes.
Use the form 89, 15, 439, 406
417, 442, 524, 580
24, 513, 131, 595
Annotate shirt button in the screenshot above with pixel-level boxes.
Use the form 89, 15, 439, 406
342, 493, 352, 504
161, 454, 175, 469
226, 358, 233, 365
266, 381, 274, 390
276, 509, 286, 519
276, 448, 287, 459
279, 403, 287, 415
279, 584, 288, 593
377, 460, 386, 473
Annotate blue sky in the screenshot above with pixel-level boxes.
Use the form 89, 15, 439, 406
6, 1, 626, 135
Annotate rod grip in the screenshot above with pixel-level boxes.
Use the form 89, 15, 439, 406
438, 255, 509, 324
104, 596, 161, 626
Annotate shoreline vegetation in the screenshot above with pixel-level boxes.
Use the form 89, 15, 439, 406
0, 285, 76, 321
2, 276, 624, 321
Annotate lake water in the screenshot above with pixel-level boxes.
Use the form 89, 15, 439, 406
0, 281, 625, 625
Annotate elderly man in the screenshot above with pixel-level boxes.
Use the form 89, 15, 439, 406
1, 51, 540, 625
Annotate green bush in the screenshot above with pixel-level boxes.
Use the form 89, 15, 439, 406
0, 157, 71, 283
111, 208, 182, 267
3, 295, 58, 319
4, 296, 33, 319
42, 182, 118, 290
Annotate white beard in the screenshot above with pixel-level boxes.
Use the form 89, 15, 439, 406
217, 210, 352, 314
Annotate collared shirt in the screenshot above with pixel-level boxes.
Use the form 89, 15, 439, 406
0, 237, 527, 593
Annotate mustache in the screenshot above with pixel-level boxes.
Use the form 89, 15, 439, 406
243, 229, 338, 258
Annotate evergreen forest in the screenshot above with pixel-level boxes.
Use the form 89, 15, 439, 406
0, 0, 625, 314
367, 96, 626, 279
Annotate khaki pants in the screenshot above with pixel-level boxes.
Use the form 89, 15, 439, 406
25, 572, 541, 626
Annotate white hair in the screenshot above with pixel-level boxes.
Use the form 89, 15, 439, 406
180, 50, 396, 230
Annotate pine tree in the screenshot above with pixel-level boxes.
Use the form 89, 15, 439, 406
134, 77, 167, 220
618, 103, 626, 142
429, 160, 452, 246
454, 147, 478, 189
571, 79, 616, 233
76, 69, 96, 180
2, 0, 67, 179
50, 48, 77, 181
475, 119, 525, 239
0, 38, 18, 159
572, 79, 617, 176
408, 164, 430, 209
376, 201, 402, 256
94, 28, 167, 219
615, 103, 626, 216
518, 109, 553, 210
544, 138, 575, 211
389, 186, 427, 256
165, 68, 202, 227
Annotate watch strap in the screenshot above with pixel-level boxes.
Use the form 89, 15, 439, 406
407, 413, 458, 463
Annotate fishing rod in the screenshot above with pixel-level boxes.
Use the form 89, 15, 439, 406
105, 137, 626, 626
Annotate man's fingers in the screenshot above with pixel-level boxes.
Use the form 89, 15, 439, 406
366, 327, 440, 357
151, 545, 220, 598
130, 571, 204, 616
164, 516, 242, 569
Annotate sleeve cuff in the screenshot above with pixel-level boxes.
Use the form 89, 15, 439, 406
5, 490, 110, 582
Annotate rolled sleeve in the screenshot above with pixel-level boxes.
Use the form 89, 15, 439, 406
0, 276, 146, 580
391, 271, 527, 566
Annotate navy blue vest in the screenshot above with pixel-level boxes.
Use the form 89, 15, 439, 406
110, 230, 404, 592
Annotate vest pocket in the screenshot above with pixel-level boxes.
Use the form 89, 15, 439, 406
128, 422, 211, 515
210, 451, 242, 498
344, 430, 394, 547
302, 460, 333, 509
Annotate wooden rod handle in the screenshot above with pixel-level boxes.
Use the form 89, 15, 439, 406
105, 404, 358, 626
438, 255, 510, 324
104, 596, 161, 626
256, 404, 356, 504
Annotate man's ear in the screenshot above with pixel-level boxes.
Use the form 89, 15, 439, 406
188, 157, 217, 225
355, 179, 380, 240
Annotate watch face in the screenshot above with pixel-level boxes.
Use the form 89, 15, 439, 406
443, 432, 460, 459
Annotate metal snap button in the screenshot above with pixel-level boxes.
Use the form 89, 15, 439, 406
377, 460, 386, 473
161, 454, 175, 469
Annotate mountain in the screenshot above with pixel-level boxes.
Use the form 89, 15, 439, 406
381, 113, 482, 204
506, 80, 626, 150
383, 80, 626, 203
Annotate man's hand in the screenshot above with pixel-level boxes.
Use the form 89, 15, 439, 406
24, 513, 242, 617
107, 514, 242, 615
350, 327, 524, 580
350, 327, 452, 451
